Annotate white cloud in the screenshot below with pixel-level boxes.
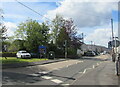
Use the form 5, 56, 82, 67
4, 22, 17, 36
44, 0, 119, 47
44, 0, 118, 28
1, 0, 60, 2
84, 26, 118, 47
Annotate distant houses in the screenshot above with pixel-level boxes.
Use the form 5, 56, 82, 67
80, 43, 110, 53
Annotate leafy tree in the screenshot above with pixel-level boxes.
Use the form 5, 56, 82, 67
8, 39, 26, 52
0, 9, 7, 52
15, 19, 50, 52
54, 16, 83, 56
51, 15, 64, 44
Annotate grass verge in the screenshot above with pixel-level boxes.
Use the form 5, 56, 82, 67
0, 57, 48, 64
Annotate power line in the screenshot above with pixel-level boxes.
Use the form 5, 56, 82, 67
15, 0, 51, 21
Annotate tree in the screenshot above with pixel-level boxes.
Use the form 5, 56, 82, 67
54, 17, 83, 56
51, 15, 64, 44
15, 19, 50, 52
8, 39, 26, 52
0, 9, 7, 52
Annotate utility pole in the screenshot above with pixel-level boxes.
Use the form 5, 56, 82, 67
111, 19, 114, 41
111, 18, 115, 62
81, 33, 84, 43
65, 40, 67, 59
90, 41, 93, 51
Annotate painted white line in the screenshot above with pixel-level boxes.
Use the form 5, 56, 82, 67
79, 72, 83, 74
61, 83, 70, 85
29, 73, 39, 77
97, 63, 99, 66
66, 65, 69, 67
51, 79, 63, 84
38, 71, 48, 74
41, 76, 52, 80
83, 69, 87, 74
86, 68, 92, 70
93, 65, 95, 69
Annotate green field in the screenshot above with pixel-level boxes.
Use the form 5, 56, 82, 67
0, 57, 48, 64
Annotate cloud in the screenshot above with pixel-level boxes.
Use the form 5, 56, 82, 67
4, 22, 17, 36
84, 26, 118, 47
1, 0, 61, 2
44, 0, 118, 28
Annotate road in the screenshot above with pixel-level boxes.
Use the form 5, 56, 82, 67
2, 55, 119, 86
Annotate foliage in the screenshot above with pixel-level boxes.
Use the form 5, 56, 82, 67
0, 9, 8, 52
15, 19, 50, 52
8, 39, 26, 52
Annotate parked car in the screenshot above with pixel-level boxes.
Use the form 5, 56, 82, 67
16, 50, 31, 58
84, 51, 96, 56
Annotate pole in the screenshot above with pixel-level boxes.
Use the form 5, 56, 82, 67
82, 33, 84, 43
111, 19, 115, 62
65, 40, 67, 59
111, 19, 114, 40
90, 41, 93, 51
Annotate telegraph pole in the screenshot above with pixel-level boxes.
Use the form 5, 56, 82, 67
81, 33, 84, 43
111, 19, 114, 40
111, 18, 115, 62
65, 40, 67, 59
90, 41, 93, 51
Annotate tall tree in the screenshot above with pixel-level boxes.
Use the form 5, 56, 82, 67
51, 15, 64, 44
15, 19, 50, 52
0, 9, 7, 52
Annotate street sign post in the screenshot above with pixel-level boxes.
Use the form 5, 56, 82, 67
38, 46, 46, 58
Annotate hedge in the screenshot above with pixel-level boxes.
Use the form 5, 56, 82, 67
0, 52, 17, 57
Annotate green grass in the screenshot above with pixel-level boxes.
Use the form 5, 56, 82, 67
0, 57, 48, 64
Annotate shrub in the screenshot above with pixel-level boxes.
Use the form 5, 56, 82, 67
1, 52, 17, 57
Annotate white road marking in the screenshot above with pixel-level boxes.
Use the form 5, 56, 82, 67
66, 65, 70, 67
79, 72, 83, 74
61, 83, 70, 85
41, 76, 52, 80
93, 65, 95, 69
86, 68, 92, 70
38, 71, 48, 74
83, 69, 87, 74
29, 73, 39, 76
51, 79, 63, 84
97, 63, 99, 66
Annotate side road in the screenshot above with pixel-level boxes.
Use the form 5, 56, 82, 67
2, 59, 66, 69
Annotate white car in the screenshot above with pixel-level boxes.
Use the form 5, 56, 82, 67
16, 51, 31, 58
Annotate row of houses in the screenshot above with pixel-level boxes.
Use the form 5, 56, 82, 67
77, 44, 110, 56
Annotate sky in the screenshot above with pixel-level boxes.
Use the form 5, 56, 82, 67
1, 0, 119, 47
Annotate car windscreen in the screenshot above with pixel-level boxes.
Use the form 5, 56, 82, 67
21, 52, 27, 53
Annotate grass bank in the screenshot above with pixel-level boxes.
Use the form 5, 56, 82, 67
0, 57, 48, 64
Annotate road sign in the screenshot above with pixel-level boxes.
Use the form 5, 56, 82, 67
39, 46, 46, 53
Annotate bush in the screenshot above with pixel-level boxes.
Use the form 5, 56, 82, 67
1, 52, 17, 57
